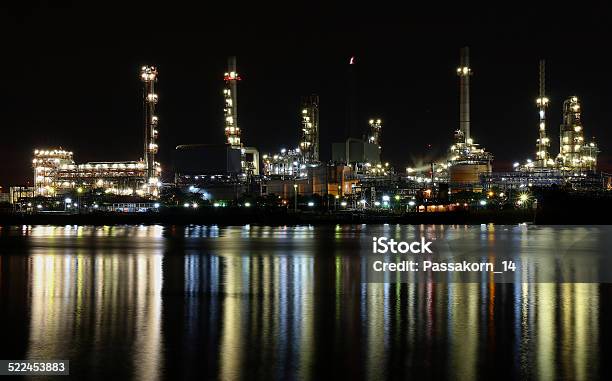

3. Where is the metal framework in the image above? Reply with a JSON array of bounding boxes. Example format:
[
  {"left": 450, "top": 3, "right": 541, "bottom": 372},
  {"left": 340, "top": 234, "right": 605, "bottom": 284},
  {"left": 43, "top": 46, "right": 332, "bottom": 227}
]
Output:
[
  {"left": 557, "top": 96, "right": 598, "bottom": 171},
  {"left": 483, "top": 170, "right": 604, "bottom": 191},
  {"left": 223, "top": 56, "right": 241, "bottom": 148},
  {"left": 368, "top": 118, "right": 382, "bottom": 152},
  {"left": 33, "top": 148, "right": 149, "bottom": 196},
  {"left": 299, "top": 95, "right": 320, "bottom": 164},
  {"left": 141, "top": 65, "right": 161, "bottom": 195},
  {"left": 262, "top": 149, "right": 303, "bottom": 178},
  {"left": 32, "top": 66, "right": 162, "bottom": 198},
  {"left": 33, "top": 149, "right": 75, "bottom": 196}
]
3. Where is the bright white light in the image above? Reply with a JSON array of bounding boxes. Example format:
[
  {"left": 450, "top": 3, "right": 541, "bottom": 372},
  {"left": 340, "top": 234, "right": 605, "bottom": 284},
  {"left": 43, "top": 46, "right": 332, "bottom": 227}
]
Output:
[
  {"left": 340, "top": 201, "right": 347, "bottom": 207},
  {"left": 513, "top": 162, "right": 519, "bottom": 168},
  {"left": 192, "top": 203, "right": 198, "bottom": 208},
  {"left": 244, "top": 202, "right": 251, "bottom": 207},
  {"left": 382, "top": 195, "right": 390, "bottom": 202},
  {"left": 65, "top": 198, "right": 72, "bottom": 204},
  {"left": 374, "top": 201, "right": 381, "bottom": 206},
  {"left": 408, "top": 201, "right": 416, "bottom": 207},
  {"left": 36, "top": 204, "right": 42, "bottom": 209},
  {"left": 479, "top": 200, "right": 487, "bottom": 206},
  {"left": 184, "top": 203, "right": 190, "bottom": 208},
  {"left": 308, "top": 201, "right": 314, "bottom": 207},
  {"left": 213, "top": 202, "right": 220, "bottom": 207},
  {"left": 154, "top": 203, "right": 160, "bottom": 208},
  {"left": 93, "top": 204, "right": 99, "bottom": 209}
]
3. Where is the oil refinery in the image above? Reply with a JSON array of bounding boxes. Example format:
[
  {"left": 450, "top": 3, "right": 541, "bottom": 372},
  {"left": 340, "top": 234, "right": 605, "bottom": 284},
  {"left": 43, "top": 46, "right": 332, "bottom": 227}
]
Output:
[
  {"left": 14, "top": 47, "right": 611, "bottom": 214},
  {"left": 485, "top": 60, "right": 602, "bottom": 191},
  {"left": 32, "top": 66, "right": 162, "bottom": 198}
]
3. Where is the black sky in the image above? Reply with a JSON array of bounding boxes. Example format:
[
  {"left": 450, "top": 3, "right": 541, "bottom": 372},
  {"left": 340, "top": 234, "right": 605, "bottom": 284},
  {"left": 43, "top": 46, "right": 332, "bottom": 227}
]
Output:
[{"left": 1, "top": 1, "right": 612, "bottom": 186}]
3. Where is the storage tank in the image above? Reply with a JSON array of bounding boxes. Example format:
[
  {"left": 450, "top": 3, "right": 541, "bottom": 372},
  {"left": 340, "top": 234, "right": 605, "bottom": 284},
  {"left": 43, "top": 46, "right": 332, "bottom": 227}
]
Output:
[{"left": 449, "top": 162, "right": 491, "bottom": 192}]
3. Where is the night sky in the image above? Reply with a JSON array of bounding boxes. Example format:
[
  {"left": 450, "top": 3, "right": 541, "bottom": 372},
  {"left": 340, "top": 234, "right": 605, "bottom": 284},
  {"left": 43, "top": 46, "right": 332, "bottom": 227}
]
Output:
[{"left": 1, "top": 2, "right": 612, "bottom": 187}]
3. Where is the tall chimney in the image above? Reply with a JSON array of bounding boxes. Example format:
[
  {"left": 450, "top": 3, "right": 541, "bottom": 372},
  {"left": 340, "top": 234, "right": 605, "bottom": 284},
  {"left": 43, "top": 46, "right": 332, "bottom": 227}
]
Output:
[{"left": 457, "top": 47, "right": 472, "bottom": 143}]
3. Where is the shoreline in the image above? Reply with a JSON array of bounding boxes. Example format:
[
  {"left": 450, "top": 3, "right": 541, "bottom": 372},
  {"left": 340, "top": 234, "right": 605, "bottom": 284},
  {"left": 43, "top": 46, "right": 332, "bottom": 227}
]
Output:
[{"left": 0, "top": 209, "right": 599, "bottom": 226}]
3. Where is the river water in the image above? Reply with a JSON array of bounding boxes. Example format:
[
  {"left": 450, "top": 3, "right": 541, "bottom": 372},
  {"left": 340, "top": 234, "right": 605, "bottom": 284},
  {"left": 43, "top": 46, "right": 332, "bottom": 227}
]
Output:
[{"left": 0, "top": 224, "right": 610, "bottom": 380}]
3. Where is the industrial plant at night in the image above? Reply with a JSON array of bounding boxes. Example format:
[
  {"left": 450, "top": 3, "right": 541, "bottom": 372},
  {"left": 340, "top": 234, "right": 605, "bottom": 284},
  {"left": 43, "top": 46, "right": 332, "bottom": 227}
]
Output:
[{"left": 6, "top": 47, "right": 610, "bottom": 217}]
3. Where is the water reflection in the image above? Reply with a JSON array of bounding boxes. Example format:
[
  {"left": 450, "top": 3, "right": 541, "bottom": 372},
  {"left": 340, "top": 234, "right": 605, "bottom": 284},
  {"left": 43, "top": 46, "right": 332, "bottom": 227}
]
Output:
[
  {"left": 24, "top": 252, "right": 164, "bottom": 380},
  {"left": 0, "top": 225, "right": 609, "bottom": 380}
]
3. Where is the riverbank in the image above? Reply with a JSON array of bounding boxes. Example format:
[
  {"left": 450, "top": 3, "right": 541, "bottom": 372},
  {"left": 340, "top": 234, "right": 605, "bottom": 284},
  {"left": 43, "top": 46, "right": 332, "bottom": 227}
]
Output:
[{"left": 0, "top": 208, "right": 584, "bottom": 226}]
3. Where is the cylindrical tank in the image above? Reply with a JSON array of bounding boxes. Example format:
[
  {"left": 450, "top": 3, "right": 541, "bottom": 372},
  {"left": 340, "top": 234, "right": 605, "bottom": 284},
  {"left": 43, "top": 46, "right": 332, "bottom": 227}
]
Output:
[{"left": 449, "top": 162, "right": 491, "bottom": 192}]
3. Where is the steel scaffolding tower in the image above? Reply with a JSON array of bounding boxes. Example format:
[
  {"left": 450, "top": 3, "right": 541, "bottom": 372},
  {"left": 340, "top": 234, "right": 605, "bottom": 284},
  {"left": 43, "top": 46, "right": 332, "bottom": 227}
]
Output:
[
  {"left": 223, "top": 56, "right": 241, "bottom": 148},
  {"left": 299, "top": 95, "right": 320, "bottom": 164},
  {"left": 558, "top": 96, "right": 598, "bottom": 171},
  {"left": 141, "top": 65, "right": 160, "bottom": 195}
]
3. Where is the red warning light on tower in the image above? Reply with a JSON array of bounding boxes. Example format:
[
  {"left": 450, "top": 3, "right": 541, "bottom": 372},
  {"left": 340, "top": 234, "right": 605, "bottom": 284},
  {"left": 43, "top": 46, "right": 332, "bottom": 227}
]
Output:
[{"left": 224, "top": 72, "right": 241, "bottom": 82}]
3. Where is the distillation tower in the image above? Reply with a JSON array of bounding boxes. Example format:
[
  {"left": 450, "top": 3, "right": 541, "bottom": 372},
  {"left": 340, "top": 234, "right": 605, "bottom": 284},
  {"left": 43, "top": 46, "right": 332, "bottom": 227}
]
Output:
[
  {"left": 223, "top": 56, "right": 241, "bottom": 148},
  {"left": 535, "top": 60, "right": 553, "bottom": 167},
  {"left": 299, "top": 95, "right": 320, "bottom": 164},
  {"left": 557, "top": 96, "right": 599, "bottom": 171},
  {"left": 518, "top": 61, "right": 598, "bottom": 175},
  {"left": 141, "top": 65, "right": 161, "bottom": 195}
]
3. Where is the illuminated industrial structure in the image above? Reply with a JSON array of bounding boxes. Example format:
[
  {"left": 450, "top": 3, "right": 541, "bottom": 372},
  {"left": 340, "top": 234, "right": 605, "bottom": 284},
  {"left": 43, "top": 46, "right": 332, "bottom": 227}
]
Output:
[
  {"left": 33, "top": 66, "right": 162, "bottom": 198},
  {"left": 299, "top": 95, "right": 320, "bottom": 164},
  {"left": 33, "top": 149, "right": 75, "bottom": 196},
  {"left": 141, "top": 65, "right": 162, "bottom": 195},
  {"left": 535, "top": 60, "right": 553, "bottom": 167},
  {"left": 368, "top": 118, "right": 382, "bottom": 153},
  {"left": 262, "top": 148, "right": 304, "bottom": 178},
  {"left": 220, "top": 56, "right": 259, "bottom": 176},
  {"left": 501, "top": 93, "right": 602, "bottom": 189},
  {"left": 448, "top": 47, "right": 493, "bottom": 191},
  {"left": 33, "top": 149, "right": 151, "bottom": 197},
  {"left": 263, "top": 95, "right": 321, "bottom": 178},
  {"left": 517, "top": 62, "right": 598, "bottom": 176},
  {"left": 223, "top": 56, "right": 241, "bottom": 148},
  {"left": 557, "top": 96, "right": 599, "bottom": 171}
]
